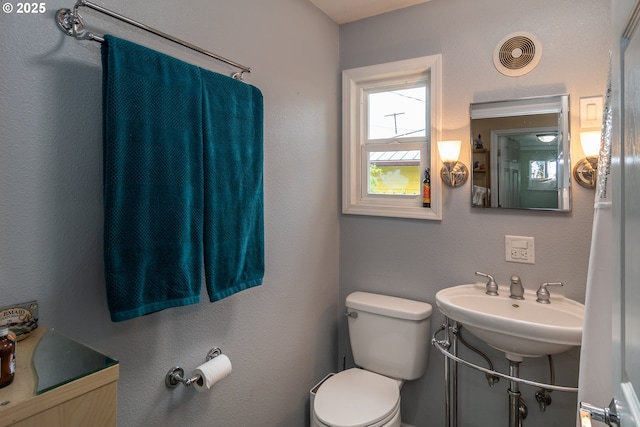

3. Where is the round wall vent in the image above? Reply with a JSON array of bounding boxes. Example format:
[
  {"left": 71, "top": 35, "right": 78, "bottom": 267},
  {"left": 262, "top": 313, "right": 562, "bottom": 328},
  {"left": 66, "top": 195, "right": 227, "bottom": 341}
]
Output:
[{"left": 493, "top": 32, "right": 542, "bottom": 77}]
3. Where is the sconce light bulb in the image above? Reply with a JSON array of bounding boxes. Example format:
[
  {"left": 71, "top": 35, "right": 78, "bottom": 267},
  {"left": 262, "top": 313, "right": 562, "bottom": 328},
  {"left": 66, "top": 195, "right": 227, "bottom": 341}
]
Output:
[
  {"left": 437, "top": 140, "right": 462, "bottom": 163},
  {"left": 580, "top": 131, "right": 601, "bottom": 158}
]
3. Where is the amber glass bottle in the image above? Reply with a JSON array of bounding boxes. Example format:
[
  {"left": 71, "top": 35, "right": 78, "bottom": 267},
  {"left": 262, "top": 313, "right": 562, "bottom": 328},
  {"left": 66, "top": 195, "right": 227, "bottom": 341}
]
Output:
[
  {"left": 0, "top": 324, "right": 16, "bottom": 388},
  {"left": 422, "top": 168, "right": 431, "bottom": 208}
]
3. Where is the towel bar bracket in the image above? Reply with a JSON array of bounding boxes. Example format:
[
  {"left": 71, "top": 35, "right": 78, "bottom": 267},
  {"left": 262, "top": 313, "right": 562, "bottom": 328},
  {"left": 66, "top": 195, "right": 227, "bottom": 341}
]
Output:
[
  {"left": 165, "top": 347, "right": 223, "bottom": 388},
  {"left": 56, "top": 8, "right": 89, "bottom": 40}
]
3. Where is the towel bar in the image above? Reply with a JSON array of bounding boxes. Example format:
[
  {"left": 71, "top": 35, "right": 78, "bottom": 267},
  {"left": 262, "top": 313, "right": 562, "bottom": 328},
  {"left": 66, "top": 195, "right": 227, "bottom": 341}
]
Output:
[{"left": 55, "top": 0, "right": 251, "bottom": 80}]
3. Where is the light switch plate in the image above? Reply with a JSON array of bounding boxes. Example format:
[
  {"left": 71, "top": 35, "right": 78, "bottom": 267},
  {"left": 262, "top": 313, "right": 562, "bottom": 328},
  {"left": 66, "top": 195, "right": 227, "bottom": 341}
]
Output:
[
  {"left": 505, "top": 235, "right": 535, "bottom": 264},
  {"left": 580, "top": 96, "right": 604, "bottom": 128}
]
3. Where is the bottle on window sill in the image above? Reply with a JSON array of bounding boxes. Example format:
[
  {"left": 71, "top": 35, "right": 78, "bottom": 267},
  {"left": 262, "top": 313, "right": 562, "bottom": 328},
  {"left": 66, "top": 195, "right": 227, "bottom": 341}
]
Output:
[{"left": 422, "top": 168, "right": 431, "bottom": 208}]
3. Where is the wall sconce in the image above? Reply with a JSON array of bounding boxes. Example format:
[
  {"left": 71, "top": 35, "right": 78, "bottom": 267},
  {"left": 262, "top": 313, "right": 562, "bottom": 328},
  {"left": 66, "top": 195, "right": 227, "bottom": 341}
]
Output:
[
  {"left": 573, "top": 131, "right": 601, "bottom": 189},
  {"left": 437, "top": 140, "right": 469, "bottom": 187}
]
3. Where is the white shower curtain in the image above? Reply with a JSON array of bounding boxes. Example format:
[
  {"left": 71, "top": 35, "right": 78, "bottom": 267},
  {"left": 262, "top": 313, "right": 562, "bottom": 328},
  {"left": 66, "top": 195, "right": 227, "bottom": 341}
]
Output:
[{"left": 576, "top": 61, "right": 613, "bottom": 423}]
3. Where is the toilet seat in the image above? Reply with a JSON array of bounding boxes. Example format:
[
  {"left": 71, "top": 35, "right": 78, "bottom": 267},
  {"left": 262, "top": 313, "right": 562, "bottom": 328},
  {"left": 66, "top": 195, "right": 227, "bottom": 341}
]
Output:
[{"left": 314, "top": 368, "right": 400, "bottom": 427}]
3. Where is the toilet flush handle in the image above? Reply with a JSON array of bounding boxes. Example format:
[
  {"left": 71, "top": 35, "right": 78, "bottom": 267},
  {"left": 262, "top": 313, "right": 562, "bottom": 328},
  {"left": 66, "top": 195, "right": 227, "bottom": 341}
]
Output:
[{"left": 345, "top": 311, "right": 358, "bottom": 318}]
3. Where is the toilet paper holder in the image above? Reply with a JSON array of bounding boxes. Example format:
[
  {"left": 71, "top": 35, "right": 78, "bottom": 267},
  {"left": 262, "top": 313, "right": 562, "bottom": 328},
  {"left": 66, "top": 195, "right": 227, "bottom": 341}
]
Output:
[{"left": 165, "top": 347, "right": 222, "bottom": 388}]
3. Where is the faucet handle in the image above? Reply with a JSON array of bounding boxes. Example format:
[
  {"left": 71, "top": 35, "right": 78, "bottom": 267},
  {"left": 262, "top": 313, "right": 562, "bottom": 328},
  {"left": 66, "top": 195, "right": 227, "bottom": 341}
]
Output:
[
  {"left": 475, "top": 271, "right": 499, "bottom": 296},
  {"left": 536, "top": 282, "right": 564, "bottom": 304}
]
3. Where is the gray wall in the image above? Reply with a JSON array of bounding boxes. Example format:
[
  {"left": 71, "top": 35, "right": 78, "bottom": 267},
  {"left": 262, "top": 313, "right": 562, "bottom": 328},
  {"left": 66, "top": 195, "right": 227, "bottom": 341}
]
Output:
[
  {"left": 0, "top": 0, "right": 340, "bottom": 426},
  {"left": 339, "top": 0, "right": 610, "bottom": 426}
]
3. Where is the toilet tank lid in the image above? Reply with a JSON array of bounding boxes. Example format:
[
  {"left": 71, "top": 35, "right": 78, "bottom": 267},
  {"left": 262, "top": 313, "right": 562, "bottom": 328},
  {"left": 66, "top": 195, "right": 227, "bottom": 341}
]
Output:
[{"left": 346, "top": 292, "right": 433, "bottom": 321}]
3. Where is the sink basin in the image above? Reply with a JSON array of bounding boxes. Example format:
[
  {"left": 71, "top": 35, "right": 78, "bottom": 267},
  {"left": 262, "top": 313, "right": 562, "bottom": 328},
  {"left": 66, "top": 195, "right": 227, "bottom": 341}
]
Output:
[{"left": 435, "top": 283, "right": 584, "bottom": 361}]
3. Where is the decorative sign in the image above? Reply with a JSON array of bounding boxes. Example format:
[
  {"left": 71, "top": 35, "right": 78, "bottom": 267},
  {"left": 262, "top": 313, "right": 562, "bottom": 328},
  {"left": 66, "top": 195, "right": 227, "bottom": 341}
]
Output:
[{"left": 0, "top": 300, "right": 39, "bottom": 340}]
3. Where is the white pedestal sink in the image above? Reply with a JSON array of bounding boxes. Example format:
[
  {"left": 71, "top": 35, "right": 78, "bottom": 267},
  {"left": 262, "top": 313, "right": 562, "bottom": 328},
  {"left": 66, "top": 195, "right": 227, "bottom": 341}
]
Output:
[{"left": 435, "top": 283, "right": 584, "bottom": 361}]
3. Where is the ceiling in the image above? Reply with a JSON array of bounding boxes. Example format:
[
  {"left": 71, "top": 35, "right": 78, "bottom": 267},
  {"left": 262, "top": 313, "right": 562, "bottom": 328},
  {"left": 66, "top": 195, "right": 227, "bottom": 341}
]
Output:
[{"left": 310, "top": 0, "right": 431, "bottom": 24}]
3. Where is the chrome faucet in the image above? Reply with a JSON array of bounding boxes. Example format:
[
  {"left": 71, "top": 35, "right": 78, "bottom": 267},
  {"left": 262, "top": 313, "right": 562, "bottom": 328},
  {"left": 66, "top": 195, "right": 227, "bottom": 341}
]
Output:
[
  {"left": 475, "top": 271, "right": 499, "bottom": 296},
  {"left": 536, "top": 282, "right": 564, "bottom": 304},
  {"left": 509, "top": 275, "right": 524, "bottom": 300}
]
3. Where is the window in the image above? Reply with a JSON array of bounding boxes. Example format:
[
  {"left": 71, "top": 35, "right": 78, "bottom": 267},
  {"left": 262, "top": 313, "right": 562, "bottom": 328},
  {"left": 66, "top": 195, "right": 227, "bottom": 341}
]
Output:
[
  {"left": 342, "top": 55, "right": 442, "bottom": 219},
  {"left": 528, "top": 159, "right": 558, "bottom": 190},
  {"left": 529, "top": 159, "right": 557, "bottom": 180}
]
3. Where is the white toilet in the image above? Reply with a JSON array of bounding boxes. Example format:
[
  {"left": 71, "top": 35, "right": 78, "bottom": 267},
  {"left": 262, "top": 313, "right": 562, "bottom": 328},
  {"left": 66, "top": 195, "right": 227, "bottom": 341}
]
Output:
[{"left": 312, "top": 291, "right": 433, "bottom": 427}]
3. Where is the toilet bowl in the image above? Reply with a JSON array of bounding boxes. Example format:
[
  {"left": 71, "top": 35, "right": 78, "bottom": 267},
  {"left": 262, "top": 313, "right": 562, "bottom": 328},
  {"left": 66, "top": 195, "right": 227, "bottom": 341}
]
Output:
[
  {"left": 311, "top": 292, "right": 432, "bottom": 427},
  {"left": 312, "top": 368, "right": 401, "bottom": 427}
]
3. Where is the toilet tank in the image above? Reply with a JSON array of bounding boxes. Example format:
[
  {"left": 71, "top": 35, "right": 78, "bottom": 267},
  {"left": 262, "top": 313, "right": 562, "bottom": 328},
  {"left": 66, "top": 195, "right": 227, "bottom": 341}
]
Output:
[{"left": 346, "top": 291, "right": 433, "bottom": 381}]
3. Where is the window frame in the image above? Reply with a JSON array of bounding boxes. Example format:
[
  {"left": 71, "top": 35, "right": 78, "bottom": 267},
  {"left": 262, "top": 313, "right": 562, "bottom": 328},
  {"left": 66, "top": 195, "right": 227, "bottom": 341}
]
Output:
[{"left": 342, "top": 55, "right": 443, "bottom": 220}]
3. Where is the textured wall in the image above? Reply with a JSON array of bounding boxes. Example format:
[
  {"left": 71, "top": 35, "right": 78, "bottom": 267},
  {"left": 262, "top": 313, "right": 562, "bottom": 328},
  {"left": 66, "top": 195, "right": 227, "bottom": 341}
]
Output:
[
  {"left": 0, "top": 0, "right": 339, "bottom": 426},
  {"left": 339, "top": 0, "right": 611, "bottom": 426}
]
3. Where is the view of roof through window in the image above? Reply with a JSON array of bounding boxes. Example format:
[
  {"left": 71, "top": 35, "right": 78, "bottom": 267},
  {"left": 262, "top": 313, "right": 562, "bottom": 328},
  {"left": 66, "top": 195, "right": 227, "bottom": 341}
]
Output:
[{"left": 369, "top": 150, "right": 421, "bottom": 163}]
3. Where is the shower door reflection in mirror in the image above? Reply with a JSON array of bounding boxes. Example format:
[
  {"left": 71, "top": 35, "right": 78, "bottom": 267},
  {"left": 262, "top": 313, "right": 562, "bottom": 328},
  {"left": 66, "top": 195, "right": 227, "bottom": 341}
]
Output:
[{"left": 470, "top": 94, "right": 571, "bottom": 211}]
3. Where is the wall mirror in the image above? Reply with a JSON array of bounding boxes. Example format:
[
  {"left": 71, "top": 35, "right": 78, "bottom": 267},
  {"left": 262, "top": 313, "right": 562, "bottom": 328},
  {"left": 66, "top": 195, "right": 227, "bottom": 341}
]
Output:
[{"left": 470, "top": 94, "right": 571, "bottom": 211}]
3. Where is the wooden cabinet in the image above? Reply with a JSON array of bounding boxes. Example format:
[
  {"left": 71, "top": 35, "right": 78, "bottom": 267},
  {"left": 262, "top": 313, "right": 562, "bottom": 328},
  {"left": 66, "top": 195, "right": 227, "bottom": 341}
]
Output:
[{"left": 0, "top": 328, "right": 118, "bottom": 427}]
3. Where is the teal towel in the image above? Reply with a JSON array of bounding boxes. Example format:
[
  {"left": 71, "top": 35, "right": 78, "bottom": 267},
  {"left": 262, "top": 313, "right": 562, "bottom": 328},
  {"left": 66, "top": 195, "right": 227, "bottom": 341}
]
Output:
[
  {"left": 102, "top": 35, "right": 204, "bottom": 322},
  {"left": 102, "top": 35, "right": 264, "bottom": 321},
  {"left": 202, "top": 71, "right": 264, "bottom": 301}
]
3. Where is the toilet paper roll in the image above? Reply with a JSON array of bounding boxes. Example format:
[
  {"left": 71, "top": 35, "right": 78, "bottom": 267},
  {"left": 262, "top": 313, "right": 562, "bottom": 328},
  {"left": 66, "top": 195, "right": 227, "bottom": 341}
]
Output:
[{"left": 193, "top": 354, "right": 232, "bottom": 392}]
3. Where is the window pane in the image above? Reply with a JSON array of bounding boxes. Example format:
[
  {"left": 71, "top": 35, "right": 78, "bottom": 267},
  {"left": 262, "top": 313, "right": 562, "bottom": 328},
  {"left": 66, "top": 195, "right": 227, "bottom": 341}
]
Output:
[
  {"left": 529, "top": 159, "right": 557, "bottom": 179},
  {"left": 368, "top": 86, "right": 426, "bottom": 140},
  {"left": 530, "top": 160, "right": 546, "bottom": 179},
  {"left": 368, "top": 150, "right": 421, "bottom": 195}
]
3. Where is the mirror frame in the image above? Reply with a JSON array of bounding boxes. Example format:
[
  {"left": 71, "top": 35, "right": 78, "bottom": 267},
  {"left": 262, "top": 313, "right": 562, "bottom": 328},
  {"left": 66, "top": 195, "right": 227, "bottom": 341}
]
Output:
[{"left": 469, "top": 94, "right": 571, "bottom": 211}]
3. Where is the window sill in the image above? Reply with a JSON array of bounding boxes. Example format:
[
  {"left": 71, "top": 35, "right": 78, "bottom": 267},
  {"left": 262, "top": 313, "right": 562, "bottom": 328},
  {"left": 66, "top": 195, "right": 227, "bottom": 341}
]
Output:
[{"left": 342, "top": 203, "right": 442, "bottom": 220}]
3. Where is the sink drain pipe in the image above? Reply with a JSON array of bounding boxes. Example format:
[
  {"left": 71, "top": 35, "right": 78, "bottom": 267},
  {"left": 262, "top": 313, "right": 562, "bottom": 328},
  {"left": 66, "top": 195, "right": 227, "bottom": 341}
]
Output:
[{"left": 508, "top": 360, "right": 527, "bottom": 427}]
